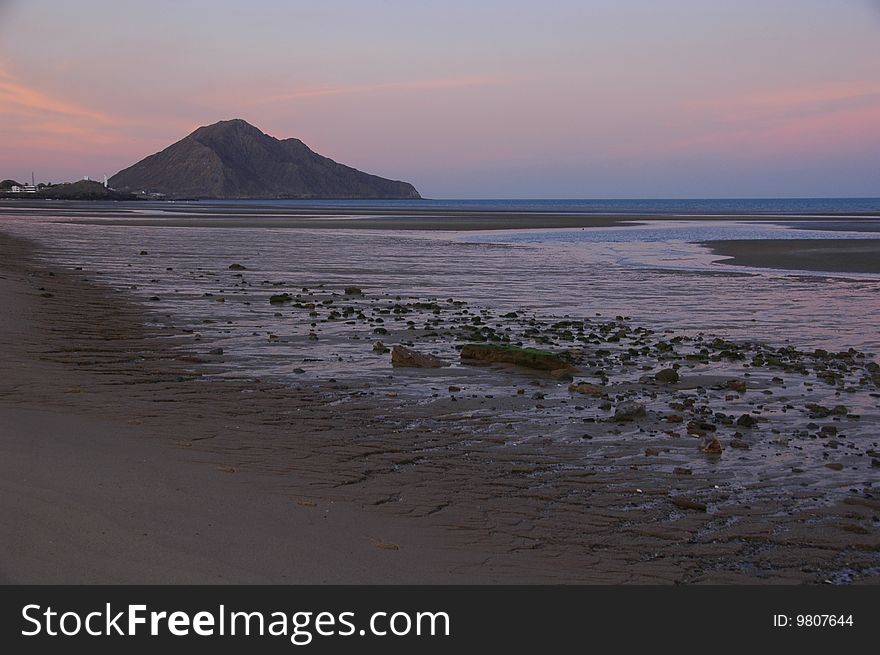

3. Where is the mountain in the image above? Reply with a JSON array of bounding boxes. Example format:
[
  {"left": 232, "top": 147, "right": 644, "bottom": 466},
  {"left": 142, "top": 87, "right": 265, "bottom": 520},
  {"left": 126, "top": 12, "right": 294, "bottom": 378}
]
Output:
[{"left": 108, "top": 119, "right": 420, "bottom": 199}]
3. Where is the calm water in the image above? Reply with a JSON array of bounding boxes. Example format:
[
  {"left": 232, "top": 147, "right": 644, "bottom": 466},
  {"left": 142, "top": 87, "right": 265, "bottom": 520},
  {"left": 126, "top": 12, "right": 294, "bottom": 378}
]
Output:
[
  {"left": 3, "top": 206, "right": 879, "bottom": 503},
  {"left": 4, "top": 215, "right": 879, "bottom": 362}
]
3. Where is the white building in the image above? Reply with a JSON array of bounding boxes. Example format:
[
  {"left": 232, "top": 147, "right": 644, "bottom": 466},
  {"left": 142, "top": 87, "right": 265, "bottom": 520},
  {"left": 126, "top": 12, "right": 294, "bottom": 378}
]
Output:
[{"left": 10, "top": 184, "right": 37, "bottom": 193}]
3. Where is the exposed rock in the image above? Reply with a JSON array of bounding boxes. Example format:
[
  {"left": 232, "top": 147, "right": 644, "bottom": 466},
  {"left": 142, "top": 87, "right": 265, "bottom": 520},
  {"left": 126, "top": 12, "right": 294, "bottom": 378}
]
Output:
[
  {"left": 673, "top": 466, "right": 692, "bottom": 475},
  {"left": 568, "top": 382, "right": 604, "bottom": 396},
  {"left": 391, "top": 345, "right": 448, "bottom": 368},
  {"left": 344, "top": 286, "right": 363, "bottom": 295},
  {"left": 654, "top": 368, "right": 679, "bottom": 384},
  {"left": 730, "top": 438, "right": 750, "bottom": 449},
  {"left": 269, "top": 293, "right": 292, "bottom": 304},
  {"left": 701, "top": 437, "right": 723, "bottom": 454},
  {"left": 613, "top": 401, "right": 646, "bottom": 422},
  {"left": 372, "top": 341, "right": 389, "bottom": 354},
  {"left": 687, "top": 420, "right": 716, "bottom": 436},
  {"left": 736, "top": 413, "right": 758, "bottom": 428},
  {"left": 460, "top": 343, "right": 576, "bottom": 372},
  {"left": 228, "top": 263, "right": 246, "bottom": 270},
  {"left": 805, "top": 403, "right": 848, "bottom": 418}
]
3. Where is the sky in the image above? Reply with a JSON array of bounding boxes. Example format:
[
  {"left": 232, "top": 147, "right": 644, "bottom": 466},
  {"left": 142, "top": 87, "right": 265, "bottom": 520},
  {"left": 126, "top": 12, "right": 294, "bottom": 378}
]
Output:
[{"left": 1, "top": 0, "right": 879, "bottom": 198}]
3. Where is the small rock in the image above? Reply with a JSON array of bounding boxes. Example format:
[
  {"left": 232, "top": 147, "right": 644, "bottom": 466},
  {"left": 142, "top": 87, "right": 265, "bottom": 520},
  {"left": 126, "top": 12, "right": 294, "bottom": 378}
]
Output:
[
  {"left": 568, "top": 382, "right": 604, "bottom": 396},
  {"left": 673, "top": 466, "right": 692, "bottom": 475},
  {"left": 228, "top": 263, "right": 246, "bottom": 270},
  {"left": 687, "top": 420, "right": 716, "bottom": 436},
  {"left": 448, "top": 385, "right": 461, "bottom": 392},
  {"left": 654, "top": 368, "right": 680, "bottom": 384},
  {"left": 701, "top": 437, "right": 723, "bottom": 454},
  {"left": 344, "top": 286, "right": 363, "bottom": 295},
  {"left": 391, "top": 345, "right": 448, "bottom": 368},
  {"left": 613, "top": 401, "right": 646, "bottom": 422},
  {"left": 645, "top": 447, "right": 662, "bottom": 456},
  {"left": 730, "top": 438, "right": 750, "bottom": 450},
  {"left": 825, "top": 462, "right": 844, "bottom": 471},
  {"left": 372, "top": 341, "right": 390, "bottom": 354},
  {"left": 208, "top": 347, "right": 224, "bottom": 355},
  {"left": 736, "top": 414, "right": 758, "bottom": 428}
]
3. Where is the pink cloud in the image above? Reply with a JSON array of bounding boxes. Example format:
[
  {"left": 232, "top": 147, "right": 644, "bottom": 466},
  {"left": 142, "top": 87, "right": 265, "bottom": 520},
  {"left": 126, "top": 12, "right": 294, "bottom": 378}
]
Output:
[
  {"left": 644, "top": 81, "right": 880, "bottom": 161},
  {"left": 0, "top": 64, "right": 117, "bottom": 124}
]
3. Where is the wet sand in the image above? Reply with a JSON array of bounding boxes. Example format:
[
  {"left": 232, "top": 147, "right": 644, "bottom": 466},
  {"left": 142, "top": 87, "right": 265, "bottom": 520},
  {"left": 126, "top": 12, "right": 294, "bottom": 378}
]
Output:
[
  {"left": 2, "top": 198, "right": 878, "bottom": 233},
  {"left": 705, "top": 239, "right": 880, "bottom": 274},
  {"left": 1, "top": 221, "right": 879, "bottom": 584},
  {"left": 0, "top": 233, "right": 493, "bottom": 583}
]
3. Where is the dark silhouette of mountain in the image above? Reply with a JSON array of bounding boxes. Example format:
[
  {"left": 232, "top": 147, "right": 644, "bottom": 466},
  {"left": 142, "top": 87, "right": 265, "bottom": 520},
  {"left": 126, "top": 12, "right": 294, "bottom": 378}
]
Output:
[{"left": 109, "top": 119, "right": 420, "bottom": 199}]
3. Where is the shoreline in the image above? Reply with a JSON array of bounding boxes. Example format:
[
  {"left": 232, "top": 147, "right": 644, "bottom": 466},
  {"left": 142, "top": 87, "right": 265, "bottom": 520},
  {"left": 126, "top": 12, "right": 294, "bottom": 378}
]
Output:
[
  {"left": 0, "top": 232, "right": 496, "bottom": 583},
  {"left": 1, "top": 227, "right": 879, "bottom": 583},
  {"left": 5, "top": 198, "right": 879, "bottom": 275}
]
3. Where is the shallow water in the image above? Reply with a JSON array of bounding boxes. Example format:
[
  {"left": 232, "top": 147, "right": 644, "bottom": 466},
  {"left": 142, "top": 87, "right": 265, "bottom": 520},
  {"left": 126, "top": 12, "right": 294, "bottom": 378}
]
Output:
[
  {"left": 5, "top": 216, "right": 880, "bottom": 368},
  {"left": 3, "top": 213, "right": 879, "bottom": 508}
]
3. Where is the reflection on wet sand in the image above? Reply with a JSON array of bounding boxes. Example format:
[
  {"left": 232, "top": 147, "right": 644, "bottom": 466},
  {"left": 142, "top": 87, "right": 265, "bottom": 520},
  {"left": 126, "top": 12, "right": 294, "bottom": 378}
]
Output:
[{"left": 1, "top": 204, "right": 879, "bottom": 583}]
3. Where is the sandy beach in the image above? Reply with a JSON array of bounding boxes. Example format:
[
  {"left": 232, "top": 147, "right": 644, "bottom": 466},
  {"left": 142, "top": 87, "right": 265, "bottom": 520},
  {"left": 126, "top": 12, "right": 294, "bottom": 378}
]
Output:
[
  {"left": 0, "top": 232, "right": 499, "bottom": 583},
  {"left": 2, "top": 205, "right": 879, "bottom": 584},
  {"left": 704, "top": 239, "right": 880, "bottom": 274}
]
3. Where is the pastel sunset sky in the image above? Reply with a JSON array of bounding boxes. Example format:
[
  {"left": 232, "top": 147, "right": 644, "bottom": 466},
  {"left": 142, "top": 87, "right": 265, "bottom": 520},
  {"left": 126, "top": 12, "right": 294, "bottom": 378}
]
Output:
[{"left": 1, "top": 0, "right": 879, "bottom": 198}]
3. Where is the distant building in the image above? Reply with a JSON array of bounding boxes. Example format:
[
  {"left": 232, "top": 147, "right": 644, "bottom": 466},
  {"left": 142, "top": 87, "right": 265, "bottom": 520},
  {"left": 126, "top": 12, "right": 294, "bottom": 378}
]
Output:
[{"left": 10, "top": 184, "right": 37, "bottom": 193}]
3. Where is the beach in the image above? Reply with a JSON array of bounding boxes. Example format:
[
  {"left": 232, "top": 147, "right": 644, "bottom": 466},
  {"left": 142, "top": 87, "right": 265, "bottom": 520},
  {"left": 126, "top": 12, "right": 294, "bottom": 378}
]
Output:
[
  {"left": 704, "top": 239, "right": 880, "bottom": 274},
  {"left": 0, "top": 232, "right": 493, "bottom": 583},
  {"left": 1, "top": 202, "right": 879, "bottom": 584}
]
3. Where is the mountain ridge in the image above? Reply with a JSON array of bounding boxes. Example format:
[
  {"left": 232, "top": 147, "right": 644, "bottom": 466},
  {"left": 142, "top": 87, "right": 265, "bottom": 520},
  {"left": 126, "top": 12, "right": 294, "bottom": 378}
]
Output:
[{"left": 109, "top": 119, "right": 420, "bottom": 199}]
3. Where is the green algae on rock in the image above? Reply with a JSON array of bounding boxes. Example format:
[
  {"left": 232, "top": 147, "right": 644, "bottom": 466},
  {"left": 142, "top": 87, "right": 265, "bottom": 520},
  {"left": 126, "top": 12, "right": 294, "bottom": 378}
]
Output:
[{"left": 459, "top": 343, "right": 576, "bottom": 372}]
